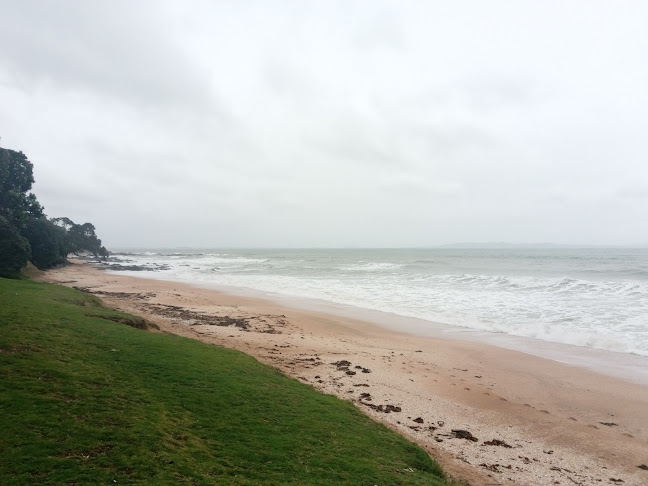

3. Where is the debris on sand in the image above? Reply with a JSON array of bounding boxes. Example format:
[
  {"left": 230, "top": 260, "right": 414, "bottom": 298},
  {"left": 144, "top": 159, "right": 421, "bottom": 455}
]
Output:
[
  {"left": 362, "top": 403, "right": 402, "bottom": 413},
  {"left": 483, "top": 439, "right": 512, "bottom": 448},
  {"left": 451, "top": 429, "right": 478, "bottom": 442}
]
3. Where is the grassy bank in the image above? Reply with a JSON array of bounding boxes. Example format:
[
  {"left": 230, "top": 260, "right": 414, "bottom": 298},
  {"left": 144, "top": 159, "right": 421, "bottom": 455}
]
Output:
[{"left": 0, "top": 277, "right": 450, "bottom": 485}]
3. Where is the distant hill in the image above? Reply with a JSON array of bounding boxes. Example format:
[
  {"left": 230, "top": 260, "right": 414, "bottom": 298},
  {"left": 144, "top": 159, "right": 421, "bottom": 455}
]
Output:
[{"left": 436, "top": 242, "right": 647, "bottom": 249}]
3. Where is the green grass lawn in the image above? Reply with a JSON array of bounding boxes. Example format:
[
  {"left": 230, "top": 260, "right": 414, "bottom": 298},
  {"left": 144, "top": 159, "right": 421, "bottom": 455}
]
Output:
[{"left": 0, "top": 277, "right": 450, "bottom": 485}]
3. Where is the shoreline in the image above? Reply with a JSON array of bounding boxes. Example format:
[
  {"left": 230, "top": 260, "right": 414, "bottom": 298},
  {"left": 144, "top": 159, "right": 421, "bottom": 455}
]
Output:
[
  {"left": 40, "top": 261, "right": 648, "bottom": 485},
  {"left": 114, "top": 270, "right": 648, "bottom": 386}
]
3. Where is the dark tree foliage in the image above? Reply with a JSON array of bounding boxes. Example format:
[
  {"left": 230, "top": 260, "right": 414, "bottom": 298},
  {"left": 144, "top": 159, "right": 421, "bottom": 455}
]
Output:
[
  {"left": 23, "top": 218, "right": 68, "bottom": 269},
  {"left": 0, "top": 147, "right": 43, "bottom": 228},
  {"left": 0, "top": 216, "right": 31, "bottom": 278},
  {"left": 51, "top": 218, "right": 109, "bottom": 259},
  {"left": 0, "top": 144, "right": 109, "bottom": 276}
]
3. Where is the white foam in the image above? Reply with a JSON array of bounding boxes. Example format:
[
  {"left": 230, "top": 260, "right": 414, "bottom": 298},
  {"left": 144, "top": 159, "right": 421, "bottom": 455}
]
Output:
[
  {"left": 338, "top": 262, "right": 406, "bottom": 272},
  {"left": 108, "top": 248, "right": 648, "bottom": 358}
]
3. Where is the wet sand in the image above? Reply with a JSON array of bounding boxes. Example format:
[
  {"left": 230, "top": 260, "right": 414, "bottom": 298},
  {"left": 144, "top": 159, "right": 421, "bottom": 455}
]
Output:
[{"left": 39, "top": 261, "right": 648, "bottom": 485}]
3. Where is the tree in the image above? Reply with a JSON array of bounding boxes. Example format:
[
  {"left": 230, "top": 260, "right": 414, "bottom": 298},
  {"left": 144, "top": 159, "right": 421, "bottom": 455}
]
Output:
[
  {"left": 51, "top": 218, "right": 109, "bottom": 259},
  {"left": 0, "top": 144, "right": 109, "bottom": 276},
  {"left": 22, "top": 217, "right": 68, "bottom": 269},
  {"left": 0, "top": 216, "right": 31, "bottom": 278},
  {"left": 0, "top": 147, "right": 43, "bottom": 228}
]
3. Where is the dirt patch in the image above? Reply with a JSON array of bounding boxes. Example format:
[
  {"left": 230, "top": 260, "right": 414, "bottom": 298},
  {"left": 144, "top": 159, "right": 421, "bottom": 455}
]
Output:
[{"left": 87, "top": 313, "right": 157, "bottom": 331}]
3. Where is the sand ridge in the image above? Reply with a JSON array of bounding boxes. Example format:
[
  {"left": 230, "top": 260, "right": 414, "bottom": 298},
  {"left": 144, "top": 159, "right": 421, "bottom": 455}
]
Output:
[{"left": 39, "top": 261, "right": 648, "bottom": 486}]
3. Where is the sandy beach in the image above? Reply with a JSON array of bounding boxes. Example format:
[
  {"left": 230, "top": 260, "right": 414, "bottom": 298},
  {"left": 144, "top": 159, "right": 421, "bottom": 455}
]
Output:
[{"left": 39, "top": 261, "right": 648, "bottom": 486}]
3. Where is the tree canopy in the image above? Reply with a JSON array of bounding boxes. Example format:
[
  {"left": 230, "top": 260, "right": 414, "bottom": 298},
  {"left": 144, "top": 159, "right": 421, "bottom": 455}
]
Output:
[
  {"left": 0, "top": 144, "right": 109, "bottom": 277},
  {"left": 0, "top": 148, "right": 43, "bottom": 228},
  {"left": 52, "top": 218, "right": 109, "bottom": 259},
  {"left": 0, "top": 216, "right": 31, "bottom": 278}
]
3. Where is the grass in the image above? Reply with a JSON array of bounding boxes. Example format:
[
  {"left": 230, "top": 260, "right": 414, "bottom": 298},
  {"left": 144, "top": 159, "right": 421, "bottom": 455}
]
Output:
[{"left": 0, "top": 277, "right": 450, "bottom": 485}]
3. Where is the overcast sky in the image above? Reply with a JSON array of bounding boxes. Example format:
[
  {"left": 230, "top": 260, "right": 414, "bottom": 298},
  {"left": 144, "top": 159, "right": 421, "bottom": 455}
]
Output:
[{"left": 1, "top": 1, "right": 647, "bottom": 248}]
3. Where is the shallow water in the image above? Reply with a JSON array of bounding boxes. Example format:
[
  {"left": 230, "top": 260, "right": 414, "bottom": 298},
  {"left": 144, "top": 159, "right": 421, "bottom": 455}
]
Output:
[
  {"left": 107, "top": 247, "right": 648, "bottom": 381},
  {"left": 109, "top": 248, "right": 648, "bottom": 352}
]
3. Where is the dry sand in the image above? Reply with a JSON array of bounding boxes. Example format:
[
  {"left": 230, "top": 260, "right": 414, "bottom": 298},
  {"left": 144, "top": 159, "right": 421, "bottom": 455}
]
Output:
[{"left": 39, "top": 261, "right": 648, "bottom": 486}]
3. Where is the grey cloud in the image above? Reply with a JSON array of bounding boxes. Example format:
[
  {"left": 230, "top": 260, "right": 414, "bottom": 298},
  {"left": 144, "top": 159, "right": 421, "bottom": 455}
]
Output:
[
  {"left": 379, "top": 174, "right": 465, "bottom": 197},
  {"left": 1, "top": 1, "right": 647, "bottom": 247},
  {"left": 0, "top": 0, "right": 214, "bottom": 110},
  {"left": 616, "top": 186, "right": 648, "bottom": 199}
]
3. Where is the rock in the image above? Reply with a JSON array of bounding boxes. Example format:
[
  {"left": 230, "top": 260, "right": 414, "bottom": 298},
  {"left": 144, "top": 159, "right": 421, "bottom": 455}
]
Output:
[
  {"left": 100, "top": 263, "right": 170, "bottom": 272},
  {"left": 332, "top": 360, "right": 351, "bottom": 367},
  {"left": 413, "top": 417, "right": 424, "bottom": 424}
]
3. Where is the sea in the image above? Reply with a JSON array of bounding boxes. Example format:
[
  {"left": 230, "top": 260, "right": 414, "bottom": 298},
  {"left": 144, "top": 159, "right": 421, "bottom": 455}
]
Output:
[{"left": 105, "top": 247, "right": 648, "bottom": 383}]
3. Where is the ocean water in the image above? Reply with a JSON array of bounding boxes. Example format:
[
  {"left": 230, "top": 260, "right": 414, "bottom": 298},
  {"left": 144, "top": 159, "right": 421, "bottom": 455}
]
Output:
[{"left": 107, "top": 248, "right": 648, "bottom": 361}]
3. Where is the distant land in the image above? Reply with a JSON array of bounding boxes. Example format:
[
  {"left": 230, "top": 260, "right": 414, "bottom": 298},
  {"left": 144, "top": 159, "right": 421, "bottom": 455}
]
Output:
[
  {"left": 436, "top": 242, "right": 648, "bottom": 249},
  {"left": 107, "top": 244, "right": 648, "bottom": 252}
]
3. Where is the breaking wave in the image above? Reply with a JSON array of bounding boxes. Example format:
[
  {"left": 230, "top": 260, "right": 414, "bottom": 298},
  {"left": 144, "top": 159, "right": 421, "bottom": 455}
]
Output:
[{"left": 105, "top": 248, "right": 648, "bottom": 357}]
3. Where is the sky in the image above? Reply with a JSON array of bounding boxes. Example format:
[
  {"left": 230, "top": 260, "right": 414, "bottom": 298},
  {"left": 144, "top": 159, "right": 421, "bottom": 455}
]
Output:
[{"left": 1, "top": 1, "right": 647, "bottom": 248}]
